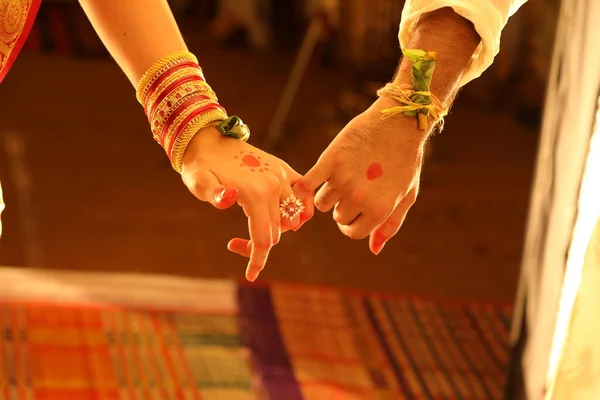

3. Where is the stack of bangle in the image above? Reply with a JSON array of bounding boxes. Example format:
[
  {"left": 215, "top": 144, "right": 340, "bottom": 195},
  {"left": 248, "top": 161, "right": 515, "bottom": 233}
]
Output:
[{"left": 136, "top": 50, "right": 250, "bottom": 172}]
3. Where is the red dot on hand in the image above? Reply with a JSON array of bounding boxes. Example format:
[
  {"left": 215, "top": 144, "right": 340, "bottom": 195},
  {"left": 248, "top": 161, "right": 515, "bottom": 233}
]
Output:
[
  {"left": 366, "top": 163, "right": 384, "bottom": 180},
  {"left": 242, "top": 154, "right": 261, "bottom": 167}
]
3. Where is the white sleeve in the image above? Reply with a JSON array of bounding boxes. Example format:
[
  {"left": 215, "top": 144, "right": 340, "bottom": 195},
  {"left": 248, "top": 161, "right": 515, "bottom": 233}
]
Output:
[{"left": 399, "top": 0, "right": 528, "bottom": 86}]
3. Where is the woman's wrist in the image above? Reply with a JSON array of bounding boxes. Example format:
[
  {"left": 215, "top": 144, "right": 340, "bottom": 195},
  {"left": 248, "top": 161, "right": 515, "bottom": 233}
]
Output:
[{"left": 135, "top": 51, "right": 231, "bottom": 172}]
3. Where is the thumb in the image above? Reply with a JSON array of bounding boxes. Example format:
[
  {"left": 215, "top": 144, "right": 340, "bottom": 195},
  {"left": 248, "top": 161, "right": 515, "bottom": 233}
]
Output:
[
  {"left": 185, "top": 170, "right": 238, "bottom": 209},
  {"left": 294, "top": 156, "right": 332, "bottom": 199}
]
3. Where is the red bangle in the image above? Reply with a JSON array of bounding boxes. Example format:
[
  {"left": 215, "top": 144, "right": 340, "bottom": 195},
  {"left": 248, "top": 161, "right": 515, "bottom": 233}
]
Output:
[
  {"left": 167, "top": 102, "right": 226, "bottom": 156},
  {"left": 148, "top": 75, "right": 206, "bottom": 118},
  {"left": 143, "top": 61, "right": 203, "bottom": 106}
]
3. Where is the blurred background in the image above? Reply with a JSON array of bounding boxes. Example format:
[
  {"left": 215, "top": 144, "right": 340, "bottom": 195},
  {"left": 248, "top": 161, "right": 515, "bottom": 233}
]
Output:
[{"left": 0, "top": 0, "right": 560, "bottom": 302}]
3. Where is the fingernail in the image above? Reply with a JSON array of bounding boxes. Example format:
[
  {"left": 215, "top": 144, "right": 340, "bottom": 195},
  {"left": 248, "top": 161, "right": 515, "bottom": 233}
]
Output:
[
  {"left": 372, "top": 232, "right": 388, "bottom": 255},
  {"left": 215, "top": 188, "right": 237, "bottom": 209},
  {"left": 373, "top": 241, "right": 386, "bottom": 255},
  {"left": 215, "top": 188, "right": 227, "bottom": 201}
]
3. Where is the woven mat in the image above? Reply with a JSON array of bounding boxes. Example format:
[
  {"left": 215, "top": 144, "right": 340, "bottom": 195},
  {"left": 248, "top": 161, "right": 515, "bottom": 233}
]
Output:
[{"left": 0, "top": 269, "right": 512, "bottom": 399}]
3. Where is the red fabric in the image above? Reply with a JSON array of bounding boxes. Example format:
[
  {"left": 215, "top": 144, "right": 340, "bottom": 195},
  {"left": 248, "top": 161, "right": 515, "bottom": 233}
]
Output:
[{"left": 0, "top": 0, "right": 43, "bottom": 84}]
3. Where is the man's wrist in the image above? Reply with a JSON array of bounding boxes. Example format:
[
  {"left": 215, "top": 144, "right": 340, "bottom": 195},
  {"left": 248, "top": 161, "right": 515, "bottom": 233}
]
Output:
[
  {"left": 364, "top": 8, "right": 480, "bottom": 146},
  {"left": 393, "top": 7, "right": 480, "bottom": 102},
  {"left": 366, "top": 96, "right": 431, "bottom": 146}
]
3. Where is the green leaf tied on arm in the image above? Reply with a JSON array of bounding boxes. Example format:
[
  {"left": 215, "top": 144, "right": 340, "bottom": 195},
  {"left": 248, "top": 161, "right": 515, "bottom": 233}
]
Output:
[{"left": 401, "top": 49, "right": 437, "bottom": 128}]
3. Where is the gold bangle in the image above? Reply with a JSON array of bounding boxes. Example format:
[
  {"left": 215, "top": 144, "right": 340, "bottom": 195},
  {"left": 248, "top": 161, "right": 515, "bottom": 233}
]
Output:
[
  {"left": 151, "top": 92, "right": 201, "bottom": 141},
  {"left": 162, "top": 98, "right": 219, "bottom": 148},
  {"left": 145, "top": 67, "right": 209, "bottom": 112},
  {"left": 170, "top": 108, "right": 228, "bottom": 173},
  {"left": 149, "top": 80, "right": 215, "bottom": 126},
  {"left": 136, "top": 51, "right": 199, "bottom": 104}
]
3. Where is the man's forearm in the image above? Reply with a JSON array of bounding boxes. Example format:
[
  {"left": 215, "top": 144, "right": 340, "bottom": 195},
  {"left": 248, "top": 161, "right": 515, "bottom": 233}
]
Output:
[
  {"left": 79, "top": 0, "right": 187, "bottom": 85},
  {"left": 394, "top": 7, "right": 480, "bottom": 103}
]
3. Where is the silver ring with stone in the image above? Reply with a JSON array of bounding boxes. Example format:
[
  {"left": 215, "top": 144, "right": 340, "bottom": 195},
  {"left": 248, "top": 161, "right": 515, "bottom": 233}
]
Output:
[{"left": 280, "top": 195, "right": 305, "bottom": 220}]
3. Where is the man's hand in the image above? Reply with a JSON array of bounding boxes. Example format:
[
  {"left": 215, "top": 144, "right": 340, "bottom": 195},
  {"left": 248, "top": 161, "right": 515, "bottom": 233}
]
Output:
[
  {"left": 295, "top": 7, "right": 480, "bottom": 254},
  {"left": 294, "top": 97, "right": 428, "bottom": 255}
]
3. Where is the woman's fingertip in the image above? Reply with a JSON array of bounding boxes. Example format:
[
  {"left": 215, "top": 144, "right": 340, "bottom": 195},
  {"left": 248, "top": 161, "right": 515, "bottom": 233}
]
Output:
[
  {"left": 246, "top": 272, "right": 258, "bottom": 282},
  {"left": 372, "top": 243, "right": 385, "bottom": 255}
]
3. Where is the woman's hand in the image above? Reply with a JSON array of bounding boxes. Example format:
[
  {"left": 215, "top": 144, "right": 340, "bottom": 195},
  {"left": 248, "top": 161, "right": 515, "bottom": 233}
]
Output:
[{"left": 181, "top": 127, "right": 311, "bottom": 281}]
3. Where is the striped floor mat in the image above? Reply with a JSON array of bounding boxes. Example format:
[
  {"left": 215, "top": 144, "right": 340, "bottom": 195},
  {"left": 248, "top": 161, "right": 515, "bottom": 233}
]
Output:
[{"left": 0, "top": 269, "right": 512, "bottom": 399}]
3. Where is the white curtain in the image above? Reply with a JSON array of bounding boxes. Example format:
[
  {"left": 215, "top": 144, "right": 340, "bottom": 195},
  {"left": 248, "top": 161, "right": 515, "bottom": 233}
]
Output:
[{"left": 511, "top": 0, "right": 600, "bottom": 398}]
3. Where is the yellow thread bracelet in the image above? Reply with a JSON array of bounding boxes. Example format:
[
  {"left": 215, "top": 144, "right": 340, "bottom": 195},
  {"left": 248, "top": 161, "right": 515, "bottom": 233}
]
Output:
[{"left": 377, "top": 83, "right": 448, "bottom": 132}]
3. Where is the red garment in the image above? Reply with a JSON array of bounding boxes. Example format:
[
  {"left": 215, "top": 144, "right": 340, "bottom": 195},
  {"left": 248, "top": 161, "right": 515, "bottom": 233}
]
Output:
[{"left": 0, "top": 0, "right": 42, "bottom": 84}]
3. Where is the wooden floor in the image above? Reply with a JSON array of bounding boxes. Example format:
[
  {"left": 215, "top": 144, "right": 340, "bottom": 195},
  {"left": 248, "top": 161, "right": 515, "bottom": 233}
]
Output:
[{"left": 0, "top": 44, "right": 538, "bottom": 302}]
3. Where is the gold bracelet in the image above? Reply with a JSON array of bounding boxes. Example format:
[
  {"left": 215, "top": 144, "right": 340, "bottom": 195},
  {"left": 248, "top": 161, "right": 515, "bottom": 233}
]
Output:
[
  {"left": 145, "top": 67, "right": 210, "bottom": 113},
  {"left": 170, "top": 108, "right": 228, "bottom": 172},
  {"left": 151, "top": 92, "right": 204, "bottom": 141},
  {"left": 149, "top": 81, "right": 215, "bottom": 128},
  {"left": 162, "top": 98, "right": 219, "bottom": 149},
  {"left": 136, "top": 51, "right": 199, "bottom": 104}
]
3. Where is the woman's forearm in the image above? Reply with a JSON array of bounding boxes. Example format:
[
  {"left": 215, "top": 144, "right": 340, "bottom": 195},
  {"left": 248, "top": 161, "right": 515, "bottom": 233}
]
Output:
[{"left": 78, "top": 0, "right": 188, "bottom": 85}]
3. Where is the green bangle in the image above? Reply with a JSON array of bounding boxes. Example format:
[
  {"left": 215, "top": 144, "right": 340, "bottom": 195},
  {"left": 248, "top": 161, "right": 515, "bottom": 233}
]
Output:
[{"left": 215, "top": 116, "right": 250, "bottom": 142}]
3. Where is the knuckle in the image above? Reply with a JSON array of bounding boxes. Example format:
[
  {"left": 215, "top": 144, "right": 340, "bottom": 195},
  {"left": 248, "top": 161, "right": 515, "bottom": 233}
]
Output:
[
  {"left": 314, "top": 198, "right": 330, "bottom": 212},
  {"left": 333, "top": 213, "right": 345, "bottom": 225},
  {"left": 244, "top": 176, "right": 281, "bottom": 198},
  {"left": 331, "top": 155, "right": 344, "bottom": 169},
  {"left": 349, "top": 190, "right": 367, "bottom": 205},
  {"left": 262, "top": 174, "right": 281, "bottom": 193},
  {"left": 332, "top": 211, "right": 343, "bottom": 224},
  {"left": 244, "top": 186, "right": 262, "bottom": 198},
  {"left": 346, "top": 228, "right": 368, "bottom": 241},
  {"left": 328, "top": 148, "right": 350, "bottom": 167}
]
